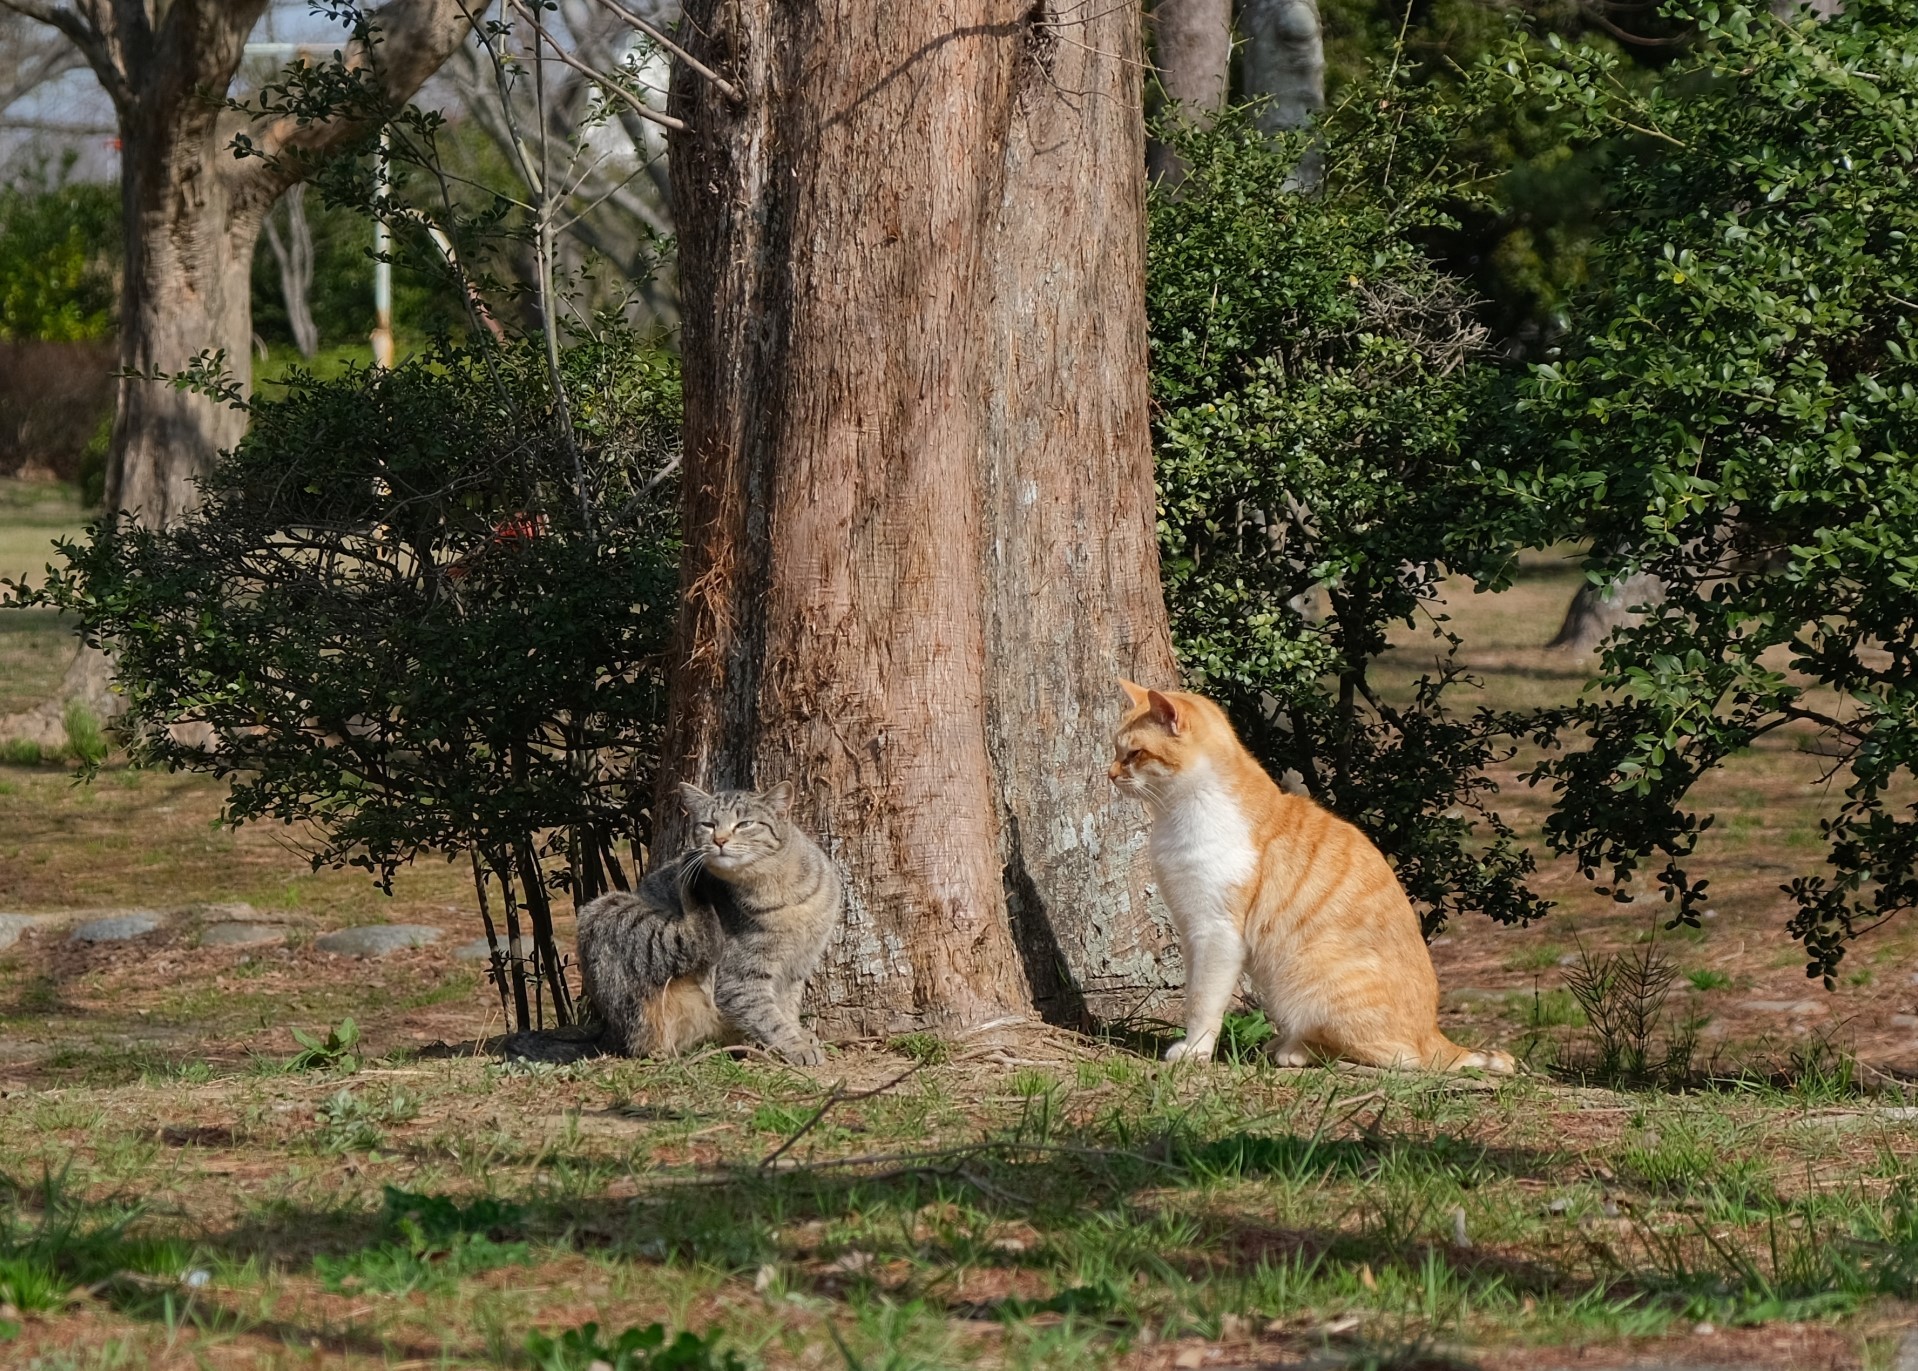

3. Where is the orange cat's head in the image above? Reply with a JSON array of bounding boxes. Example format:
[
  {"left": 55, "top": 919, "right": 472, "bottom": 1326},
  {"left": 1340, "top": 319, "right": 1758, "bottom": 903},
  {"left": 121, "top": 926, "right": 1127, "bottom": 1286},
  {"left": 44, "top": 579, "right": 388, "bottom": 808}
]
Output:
[{"left": 1108, "top": 681, "right": 1239, "bottom": 802}]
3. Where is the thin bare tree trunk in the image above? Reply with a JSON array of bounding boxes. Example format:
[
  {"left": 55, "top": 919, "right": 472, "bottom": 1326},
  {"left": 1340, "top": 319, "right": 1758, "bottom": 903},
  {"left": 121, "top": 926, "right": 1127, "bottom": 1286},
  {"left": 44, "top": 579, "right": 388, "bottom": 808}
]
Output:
[
  {"left": 1147, "top": 0, "right": 1231, "bottom": 183},
  {"left": 665, "top": 0, "right": 1181, "bottom": 1035},
  {"left": 264, "top": 183, "right": 321, "bottom": 358}
]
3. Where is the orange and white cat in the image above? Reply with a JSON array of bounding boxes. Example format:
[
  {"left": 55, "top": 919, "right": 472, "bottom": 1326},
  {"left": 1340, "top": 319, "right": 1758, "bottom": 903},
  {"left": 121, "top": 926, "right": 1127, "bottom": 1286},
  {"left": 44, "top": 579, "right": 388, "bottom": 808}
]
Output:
[{"left": 1110, "top": 681, "right": 1514, "bottom": 1074}]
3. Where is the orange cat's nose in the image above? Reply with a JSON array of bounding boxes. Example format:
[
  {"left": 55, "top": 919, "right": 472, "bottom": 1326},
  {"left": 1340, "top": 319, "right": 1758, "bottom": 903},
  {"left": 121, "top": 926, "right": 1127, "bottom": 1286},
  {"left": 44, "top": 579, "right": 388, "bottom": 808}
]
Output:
[{"left": 1107, "top": 761, "right": 1124, "bottom": 782}]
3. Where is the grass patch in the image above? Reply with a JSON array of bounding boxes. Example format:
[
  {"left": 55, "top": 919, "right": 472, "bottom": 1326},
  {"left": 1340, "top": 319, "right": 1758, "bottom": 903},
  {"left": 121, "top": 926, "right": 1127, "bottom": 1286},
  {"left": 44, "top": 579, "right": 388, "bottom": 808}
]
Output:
[
  {"left": 313, "top": 1188, "right": 529, "bottom": 1296},
  {"left": 525, "top": 1323, "right": 746, "bottom": 1371}
]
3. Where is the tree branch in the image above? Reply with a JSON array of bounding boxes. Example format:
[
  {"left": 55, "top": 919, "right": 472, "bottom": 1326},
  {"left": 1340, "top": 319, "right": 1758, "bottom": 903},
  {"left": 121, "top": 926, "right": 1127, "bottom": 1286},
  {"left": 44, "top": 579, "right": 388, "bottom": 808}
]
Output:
[
  {"left": 579, "top": 0, "right": 740, "bottom": 102},
  {"left": 221, "top": 0, "right": 483, "bottom": 211},
  {"left": 504, "top": 0, "right": 686, "bottom": 131},
  {"left": 0, "top": 0, "right": 127, "bottom": 110}
]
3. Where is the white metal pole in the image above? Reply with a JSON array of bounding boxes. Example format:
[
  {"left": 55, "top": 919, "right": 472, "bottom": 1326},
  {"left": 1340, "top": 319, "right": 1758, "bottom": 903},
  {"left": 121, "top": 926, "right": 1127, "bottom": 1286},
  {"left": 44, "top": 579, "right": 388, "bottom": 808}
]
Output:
[{"left": 371, "top": 128, "right": 394, "bottom": 367}]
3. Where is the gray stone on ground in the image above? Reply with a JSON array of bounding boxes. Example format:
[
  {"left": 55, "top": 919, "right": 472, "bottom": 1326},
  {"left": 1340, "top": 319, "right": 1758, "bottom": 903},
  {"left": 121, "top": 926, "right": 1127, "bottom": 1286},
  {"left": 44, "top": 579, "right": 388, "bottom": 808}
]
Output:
[
  {"left": 0, "top": 913, "right": 46, "bottom": 951},
  {"left": 199, "top": 922, "right": 288, "bottom": 949},
  {"left": 1743, "top": 998, "right": 1827, "bottom": 1017},
  {"left": 314, "top": 924, "right": 443, "bottom": 957},
  {"left": 69, "top": 911, "right": 164, "bottom": 943},
  {"left": 452, "top": 938, "right": 497, "bottom": 963}
]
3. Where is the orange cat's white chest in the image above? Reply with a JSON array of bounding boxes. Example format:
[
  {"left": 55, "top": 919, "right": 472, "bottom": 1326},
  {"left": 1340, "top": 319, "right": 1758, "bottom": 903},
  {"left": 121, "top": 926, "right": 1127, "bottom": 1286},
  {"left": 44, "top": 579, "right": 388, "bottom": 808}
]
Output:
[{"left": 1146, "top": 766, "right": 1259, "bottom": 931}]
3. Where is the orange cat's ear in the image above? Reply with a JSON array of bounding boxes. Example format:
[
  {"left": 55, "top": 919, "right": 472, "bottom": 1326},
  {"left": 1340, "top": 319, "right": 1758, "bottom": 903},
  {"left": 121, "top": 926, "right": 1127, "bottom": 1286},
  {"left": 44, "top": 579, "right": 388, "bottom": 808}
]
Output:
[
  {"left": 1146, "top": 690, "right": 1186, "bottom": 736},
  {"left": 1118, "top": 679, "right": 1150, "bottom": 710}
]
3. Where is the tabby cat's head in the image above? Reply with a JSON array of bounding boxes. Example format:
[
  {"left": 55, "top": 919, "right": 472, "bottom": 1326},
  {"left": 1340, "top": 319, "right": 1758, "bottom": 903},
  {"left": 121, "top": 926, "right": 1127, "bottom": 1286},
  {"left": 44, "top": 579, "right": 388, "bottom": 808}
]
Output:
[{"left": 677, "top": 781, "right": 796, "bottom": 874}]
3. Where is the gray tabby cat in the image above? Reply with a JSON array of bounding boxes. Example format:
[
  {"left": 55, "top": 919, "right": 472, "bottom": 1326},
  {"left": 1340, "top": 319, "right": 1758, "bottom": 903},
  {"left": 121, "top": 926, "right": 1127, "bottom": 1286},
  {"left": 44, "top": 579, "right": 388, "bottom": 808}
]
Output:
[{"left": 576, "top": 781, "right": 840, "bottom": 1065}]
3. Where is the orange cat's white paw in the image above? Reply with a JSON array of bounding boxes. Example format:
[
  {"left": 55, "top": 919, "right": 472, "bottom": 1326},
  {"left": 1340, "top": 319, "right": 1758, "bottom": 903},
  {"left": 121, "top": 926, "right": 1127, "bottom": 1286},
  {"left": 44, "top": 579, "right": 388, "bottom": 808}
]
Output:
[
  {"left": 1263, "top": 1040, "right": 1315, "bottom": 1068},
  {"left": 1165, "top": 1037, "right": 1214, "bottom": 1063}
]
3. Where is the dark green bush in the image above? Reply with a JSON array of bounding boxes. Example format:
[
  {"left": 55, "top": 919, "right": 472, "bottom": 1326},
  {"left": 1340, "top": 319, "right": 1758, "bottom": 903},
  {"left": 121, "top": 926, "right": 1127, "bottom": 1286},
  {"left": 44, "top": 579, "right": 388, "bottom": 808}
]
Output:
[
  {"left": 19, "top": 333, "right": 681, "bottom": 1028},
  {"left": 1148, "top": 102, "right": 1549, "bottom": 935},
  {"left": 1493, "top": 1, "right": 1918, "bottom": 980}
]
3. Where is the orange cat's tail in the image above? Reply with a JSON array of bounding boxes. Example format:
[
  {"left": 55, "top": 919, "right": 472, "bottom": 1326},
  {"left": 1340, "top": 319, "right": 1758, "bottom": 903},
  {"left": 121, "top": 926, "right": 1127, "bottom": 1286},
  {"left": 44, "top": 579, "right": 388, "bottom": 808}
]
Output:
[{"left": 1425, "top": 1034, "right": 1517, "bottom": 1075}]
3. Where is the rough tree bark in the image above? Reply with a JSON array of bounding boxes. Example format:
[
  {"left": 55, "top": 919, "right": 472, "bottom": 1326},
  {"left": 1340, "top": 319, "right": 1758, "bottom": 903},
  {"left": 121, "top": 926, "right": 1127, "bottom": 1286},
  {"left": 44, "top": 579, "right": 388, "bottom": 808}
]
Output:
[
  {"left": 1147, "top": 0, "right": 1231, "bottom": 183},
  {"left": 664, "top": 0, "right": 1182, "bottom": 1034},
  {"left": 0, "top": 0, "right": 478, "bottom": 744}
]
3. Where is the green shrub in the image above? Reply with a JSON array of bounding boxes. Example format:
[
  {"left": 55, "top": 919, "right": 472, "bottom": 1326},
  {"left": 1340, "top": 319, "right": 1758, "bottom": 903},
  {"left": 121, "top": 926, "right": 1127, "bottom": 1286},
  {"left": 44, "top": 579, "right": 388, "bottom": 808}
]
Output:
[
  {"left": 0, "top": 740, "right": 44, "bottom": 767},
  {"left": 1490, "top": 1, "right": 1918, "bottom": 981},
  {"left": 23, "top": 333, "right": 681, "bottom": 1028},
  {"left": 1148, "top": 100, "right": 1547, "bottom": 936},
  {"left": 0, "top": 160, "right": 118, "bottom": 344},
  {"left": 61, "top": 701, "right": 107, "bottom": 767}
]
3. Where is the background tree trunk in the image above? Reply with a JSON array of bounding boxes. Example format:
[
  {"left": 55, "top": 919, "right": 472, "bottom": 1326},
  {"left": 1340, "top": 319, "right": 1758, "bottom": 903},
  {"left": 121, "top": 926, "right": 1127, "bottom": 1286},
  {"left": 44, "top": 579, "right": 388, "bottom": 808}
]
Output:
[
  {"left": 665, "top": 0, "right": 1181, "bottom": 1035},
  {"left": 1240, "top": 0, "right": 1324, "bottom": 187},
  {"left": 1549, "top": 572, "right": 1666, "bottom": 655},
  {"left": 1147, "top": 0, "right": 1232, "bottom": 184},
  {"left": 108, "top": 50, "right": 265, "bottom": 529},
  {"left": 264, "top": 184, "right": 321, "bottom": 359},
  {"left": 0, "top": 0, "right": 477, "bottom": 740}
]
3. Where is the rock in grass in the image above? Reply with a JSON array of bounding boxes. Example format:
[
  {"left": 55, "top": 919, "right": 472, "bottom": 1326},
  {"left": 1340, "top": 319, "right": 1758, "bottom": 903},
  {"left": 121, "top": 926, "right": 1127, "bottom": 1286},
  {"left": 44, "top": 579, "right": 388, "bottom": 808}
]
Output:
[
  {"left": 452, "top": 938, "right": 497, "bottom": 962},
  {"left": 0, "top": 914, "right": 46, "bottom": 951},
  {"left": 199, "top": 922, "right": 288, "bottom": 949},
  {"left": 314, "top": 924, "right": 443, "bottom": 957},
  {"left": 69, "top": 911, "right": 164, "bottom": 942}
]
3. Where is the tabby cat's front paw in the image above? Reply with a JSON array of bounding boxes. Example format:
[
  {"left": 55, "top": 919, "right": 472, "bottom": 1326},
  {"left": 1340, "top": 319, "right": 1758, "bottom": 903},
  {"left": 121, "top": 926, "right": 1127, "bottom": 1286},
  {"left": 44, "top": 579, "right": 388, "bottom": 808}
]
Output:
[
  {"left": 779, "top": 1037, "right": 825, "bottom": 1067},
  {"left": 1165, "top": 1037, "right": 1214, "bottom": 1064}
]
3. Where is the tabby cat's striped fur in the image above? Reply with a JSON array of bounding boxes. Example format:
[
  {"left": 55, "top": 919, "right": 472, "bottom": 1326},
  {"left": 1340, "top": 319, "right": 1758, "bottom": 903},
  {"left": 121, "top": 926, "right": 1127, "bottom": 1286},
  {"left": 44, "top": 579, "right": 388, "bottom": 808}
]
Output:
[{"left": 577, "top": 782, "right": 840, "bottom": 1065}]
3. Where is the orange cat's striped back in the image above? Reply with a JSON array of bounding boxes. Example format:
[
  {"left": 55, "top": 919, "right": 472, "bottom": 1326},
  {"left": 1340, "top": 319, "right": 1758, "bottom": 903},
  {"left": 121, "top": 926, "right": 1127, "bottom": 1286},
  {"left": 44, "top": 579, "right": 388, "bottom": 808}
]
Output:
[{"left": 1110, "top": 681, "right": 1512, "bottom": 1073}]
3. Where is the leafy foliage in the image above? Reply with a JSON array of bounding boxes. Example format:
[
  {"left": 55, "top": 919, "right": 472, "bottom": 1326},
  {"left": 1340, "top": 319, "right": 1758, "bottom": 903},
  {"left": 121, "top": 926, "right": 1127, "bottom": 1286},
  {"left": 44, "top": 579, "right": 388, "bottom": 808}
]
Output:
[
  {"left": 14, "top": 333, "right": 681, "bottom": 1027},
  {"left": 1494, "top": 1, "right": 1918, "bottom": 979},
  {"left": 0, "top": 160, "right": 118, "bottom": 343},
  {"left": 526, "top": 1323, "right": 747, "bottom": 1371},
  {"left": 1148, "top": 103, "right": 1548, "bottom": 935},
  {"left": 288, "top": 1018, "right": 363, "bottom": 1074}
]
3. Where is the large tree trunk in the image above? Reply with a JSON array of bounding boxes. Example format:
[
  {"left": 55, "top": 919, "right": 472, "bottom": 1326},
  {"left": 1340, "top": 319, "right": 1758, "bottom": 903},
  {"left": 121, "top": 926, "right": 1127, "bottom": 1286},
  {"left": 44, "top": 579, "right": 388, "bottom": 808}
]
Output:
[
  {"left": 108, "top": 38, "right": 267, "bottom": 529},
  {"left": 1147, "top": 0, "right": 1232, "bottom": 184},
  {"left": 665, "top": 0, "right": 1181, "bottom": 1035}
]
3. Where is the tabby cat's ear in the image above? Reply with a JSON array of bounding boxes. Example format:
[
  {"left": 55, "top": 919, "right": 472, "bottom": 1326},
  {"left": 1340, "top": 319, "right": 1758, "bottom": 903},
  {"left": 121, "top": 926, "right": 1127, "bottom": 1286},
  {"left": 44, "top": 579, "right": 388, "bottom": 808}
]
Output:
[
  {"left": 676, "top": 781, "right": 712, "bottom": 813},
  {"left": 1118, "top": 679, "right": 1151, "bottom": 710},
  {"left": 1146, "top": 689, "right": 1186, "bottom": 736},
  {"left": 763, "top": 781, "right": 794, "bottom": 815}
]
